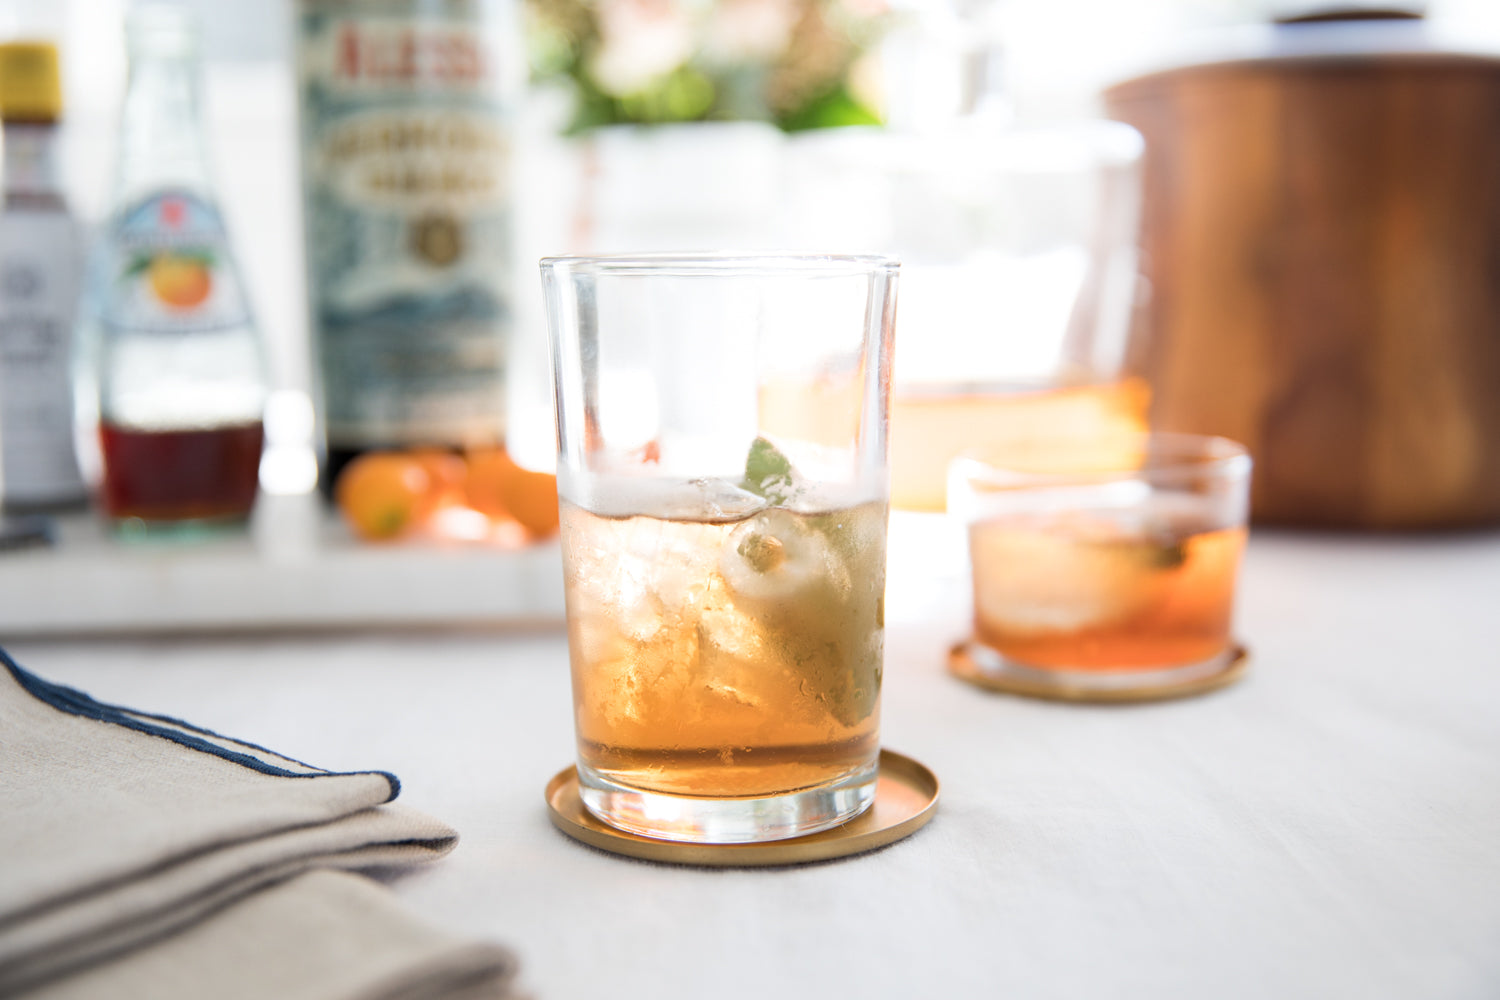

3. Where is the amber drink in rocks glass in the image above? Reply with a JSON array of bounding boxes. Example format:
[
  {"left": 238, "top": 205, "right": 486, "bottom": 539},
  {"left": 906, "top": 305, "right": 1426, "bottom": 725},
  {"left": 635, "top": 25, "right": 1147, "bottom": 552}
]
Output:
[
  {"left": 950, "top": 433, "right": 1251, "bottom": 695},
  {"left": 542, "top": 254, "right": 898, "bottom": 843}
]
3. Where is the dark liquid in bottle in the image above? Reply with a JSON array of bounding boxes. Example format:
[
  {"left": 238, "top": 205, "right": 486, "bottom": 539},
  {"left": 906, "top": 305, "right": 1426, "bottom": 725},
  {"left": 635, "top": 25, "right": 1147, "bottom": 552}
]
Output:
[{"left": 100, "top": 421, "right": 264, "bottom": 523}]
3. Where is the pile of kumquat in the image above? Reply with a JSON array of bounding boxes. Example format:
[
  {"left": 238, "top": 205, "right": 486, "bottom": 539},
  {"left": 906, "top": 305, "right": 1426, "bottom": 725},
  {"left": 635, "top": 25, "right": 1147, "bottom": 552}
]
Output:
[{"left": 334, "top": 445, "right": 560, "bottom": 544}]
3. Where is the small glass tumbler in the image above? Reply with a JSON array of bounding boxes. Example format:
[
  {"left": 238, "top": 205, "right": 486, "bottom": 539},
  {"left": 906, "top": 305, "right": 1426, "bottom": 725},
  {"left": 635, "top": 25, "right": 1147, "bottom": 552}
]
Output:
[
  {"left": 541, "top": 253, "right": 898, "bottom": 843},
  {"left": 949, "top": 433, "right": 1251, "bottom": 697}
]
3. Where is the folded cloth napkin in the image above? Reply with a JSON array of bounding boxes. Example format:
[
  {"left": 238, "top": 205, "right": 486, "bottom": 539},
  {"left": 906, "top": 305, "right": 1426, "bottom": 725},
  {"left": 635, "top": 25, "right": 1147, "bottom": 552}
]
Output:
[
  {"left": 0, "top": 649, "right": 518, "bottom": 999},
  {"left": 26, "top": 871, "right": 516, "bottom": 1000}
]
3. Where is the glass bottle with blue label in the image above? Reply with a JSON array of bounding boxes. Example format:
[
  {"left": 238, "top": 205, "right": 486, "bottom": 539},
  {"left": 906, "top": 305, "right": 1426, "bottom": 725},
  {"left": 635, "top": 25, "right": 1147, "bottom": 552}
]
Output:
[
  {"left": 296, "top": 0, "right": 517, "bottom": 494},
  {"left": 80, "top": 6, "right": 266, "bottom": 533}
]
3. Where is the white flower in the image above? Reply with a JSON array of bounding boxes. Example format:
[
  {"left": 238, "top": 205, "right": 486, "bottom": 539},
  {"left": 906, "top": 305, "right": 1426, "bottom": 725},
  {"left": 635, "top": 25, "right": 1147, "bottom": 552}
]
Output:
[
  {"left": 589, "top": 0, "right": 698, "bottom": 96},
  {"left": 701, "top": 0, "right": 800, "bottom": 65}
]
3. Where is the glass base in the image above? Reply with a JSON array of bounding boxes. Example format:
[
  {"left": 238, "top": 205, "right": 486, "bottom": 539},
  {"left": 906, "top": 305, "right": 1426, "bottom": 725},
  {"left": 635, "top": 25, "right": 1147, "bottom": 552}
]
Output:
[
  {"left": 959, "top": 640, "right": 1242, "bottom": 701},
  {"left": 110, "top": 513, "right": 252, "bottom": 542},
  {"left": 576, "top": 760, "right": 879, "bottom": 845}
]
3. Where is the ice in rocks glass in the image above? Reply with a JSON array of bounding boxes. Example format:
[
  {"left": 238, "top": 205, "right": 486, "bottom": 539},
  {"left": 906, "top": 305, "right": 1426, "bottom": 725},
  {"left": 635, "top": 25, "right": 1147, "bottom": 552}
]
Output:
[{"left": 542, "top": 254, "right": 897, "bottom": 843}]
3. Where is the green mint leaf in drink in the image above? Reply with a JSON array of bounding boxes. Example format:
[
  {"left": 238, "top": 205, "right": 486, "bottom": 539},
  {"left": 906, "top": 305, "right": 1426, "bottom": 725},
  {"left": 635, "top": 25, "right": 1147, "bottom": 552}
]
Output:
[{"left": 741, "top": 436, "right": 795, "bottom": 505}]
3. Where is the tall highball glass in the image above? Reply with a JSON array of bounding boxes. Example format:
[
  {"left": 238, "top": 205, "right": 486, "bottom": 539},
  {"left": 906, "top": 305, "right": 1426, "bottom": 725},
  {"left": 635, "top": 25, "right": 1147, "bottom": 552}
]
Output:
[{"left": 542, "top": 254, "right": 898, "bottom": 843}]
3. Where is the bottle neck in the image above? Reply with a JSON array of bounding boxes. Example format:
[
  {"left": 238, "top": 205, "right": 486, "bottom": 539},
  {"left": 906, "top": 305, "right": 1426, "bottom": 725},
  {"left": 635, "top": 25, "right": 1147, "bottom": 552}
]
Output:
[
  {"left": 3, "top": 121, "right": 65, "bottom": 203},
  {"left": 113, "top": 47, "right": 212, "bottom": 203}
]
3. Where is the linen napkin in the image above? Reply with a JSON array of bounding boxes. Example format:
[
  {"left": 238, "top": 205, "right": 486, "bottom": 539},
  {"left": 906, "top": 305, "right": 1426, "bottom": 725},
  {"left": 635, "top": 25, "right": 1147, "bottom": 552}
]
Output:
[{"left": 0, "top": 648, "right": 518, "bottom": 999}]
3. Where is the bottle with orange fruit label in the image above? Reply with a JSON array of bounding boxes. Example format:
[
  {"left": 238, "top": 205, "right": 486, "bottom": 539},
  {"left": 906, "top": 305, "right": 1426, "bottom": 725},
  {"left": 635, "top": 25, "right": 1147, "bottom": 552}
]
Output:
[{"left": 79, "top": 7, "right": 266, "bottom": 534}]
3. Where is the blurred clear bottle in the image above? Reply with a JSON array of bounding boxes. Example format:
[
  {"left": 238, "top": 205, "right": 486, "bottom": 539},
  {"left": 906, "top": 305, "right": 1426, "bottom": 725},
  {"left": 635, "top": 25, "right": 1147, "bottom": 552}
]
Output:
[
  {"left": 79, "top": 6, "right": 266, "bottom": 532},
  {"left": 0, "top": 40, "right": 88, "bottom": 511}
]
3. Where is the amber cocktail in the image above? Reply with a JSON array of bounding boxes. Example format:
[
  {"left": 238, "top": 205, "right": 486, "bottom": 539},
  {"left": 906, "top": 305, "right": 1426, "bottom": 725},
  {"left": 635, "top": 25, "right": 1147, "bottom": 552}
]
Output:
[
  {"left": 542, "top": 254, "right": 897, "bottom": 843},
  {"left": 951, "top": 434, "right": 1251, "bottom": 694},
  {"left": 561, "top": 490, "right": 885, "bottom": 801},
  {"left": 891, "top": 378, "right": 1150, "bottom": 512}
]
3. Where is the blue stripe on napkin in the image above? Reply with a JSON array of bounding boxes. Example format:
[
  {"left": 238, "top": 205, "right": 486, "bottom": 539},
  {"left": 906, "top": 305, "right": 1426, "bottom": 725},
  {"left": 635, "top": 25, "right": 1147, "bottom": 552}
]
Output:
[{"left": 0, "top": 647, "right": 400, "bottom": 801}]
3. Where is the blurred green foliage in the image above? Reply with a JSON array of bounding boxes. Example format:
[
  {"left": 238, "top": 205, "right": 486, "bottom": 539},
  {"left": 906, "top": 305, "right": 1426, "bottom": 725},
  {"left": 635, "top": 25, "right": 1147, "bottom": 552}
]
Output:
[{"left": 526, "top": 0, "right": 886, "bottom": 134}]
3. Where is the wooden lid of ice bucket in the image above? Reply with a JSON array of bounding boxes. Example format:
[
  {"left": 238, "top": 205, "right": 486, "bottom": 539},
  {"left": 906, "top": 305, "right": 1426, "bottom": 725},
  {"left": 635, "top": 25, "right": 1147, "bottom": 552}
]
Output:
[{"left": 1104, "top": 9, "right": 1500, "bottom": 529}]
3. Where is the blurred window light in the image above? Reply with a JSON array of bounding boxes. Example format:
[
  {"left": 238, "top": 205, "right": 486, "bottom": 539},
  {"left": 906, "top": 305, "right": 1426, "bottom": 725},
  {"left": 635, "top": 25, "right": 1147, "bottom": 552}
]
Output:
[
  {"left": 905, "top": 0, "right": 1500, "bottom": 124},
  {"left": 259, "top": 389, "right": 318, "bottom": 496}
]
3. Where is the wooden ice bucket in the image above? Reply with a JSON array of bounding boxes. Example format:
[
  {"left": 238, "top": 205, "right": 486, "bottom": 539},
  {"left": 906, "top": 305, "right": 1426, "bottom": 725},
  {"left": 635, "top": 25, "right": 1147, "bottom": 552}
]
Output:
[{"left": 1105, "top": 12, "right": 1500, "bottom": 528}]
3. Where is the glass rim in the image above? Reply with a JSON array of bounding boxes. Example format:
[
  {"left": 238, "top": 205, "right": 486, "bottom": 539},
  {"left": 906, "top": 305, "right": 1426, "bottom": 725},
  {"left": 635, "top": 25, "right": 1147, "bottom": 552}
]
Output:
[
  {"left": 951, "top": 432, "right": 1252, "bottom": 489},
  {"left": 539, "top": 252, "right": 900, "bottom": 278}
]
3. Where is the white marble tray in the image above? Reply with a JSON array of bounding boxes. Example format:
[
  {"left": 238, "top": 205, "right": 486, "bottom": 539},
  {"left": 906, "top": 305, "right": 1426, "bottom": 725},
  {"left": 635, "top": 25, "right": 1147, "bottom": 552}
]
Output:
[{"left": 0, "top": 494, "right": 567, "bottom": 636}]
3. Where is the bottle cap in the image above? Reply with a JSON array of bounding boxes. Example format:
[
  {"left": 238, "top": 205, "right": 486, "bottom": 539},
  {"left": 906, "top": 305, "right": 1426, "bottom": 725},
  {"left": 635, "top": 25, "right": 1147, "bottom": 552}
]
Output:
[{"left": 0, "top": 42, "right": 63, "bottom": 122}]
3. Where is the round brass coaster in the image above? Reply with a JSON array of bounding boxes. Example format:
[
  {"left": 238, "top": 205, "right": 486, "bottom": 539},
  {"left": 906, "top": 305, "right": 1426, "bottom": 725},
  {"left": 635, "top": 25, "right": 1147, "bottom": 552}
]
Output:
[
  {"left": 544, "top": 749, "right": 939, "bottom": 867},
  {"left": 948, "top": 641, "right": 1250, "bottom": 704}
]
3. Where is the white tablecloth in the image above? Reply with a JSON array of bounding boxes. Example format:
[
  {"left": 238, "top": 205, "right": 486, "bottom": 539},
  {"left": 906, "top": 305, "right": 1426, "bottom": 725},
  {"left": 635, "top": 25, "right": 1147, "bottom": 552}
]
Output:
[{"left": 9, "top": 524, "right": 1500, "bottom": 999}]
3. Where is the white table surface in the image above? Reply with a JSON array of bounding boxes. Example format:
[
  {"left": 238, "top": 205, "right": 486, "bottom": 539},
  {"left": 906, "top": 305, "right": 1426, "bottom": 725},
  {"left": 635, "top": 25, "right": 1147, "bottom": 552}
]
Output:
[{"left": 6, "top": 520, "right": 1499, "bottom": 1000}]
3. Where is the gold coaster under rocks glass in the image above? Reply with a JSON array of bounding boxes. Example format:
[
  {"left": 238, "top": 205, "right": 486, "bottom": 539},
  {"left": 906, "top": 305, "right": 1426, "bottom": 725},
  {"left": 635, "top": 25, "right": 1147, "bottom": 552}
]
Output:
[{"left": 545, "top": 749, "right": 938, "bottom": 865}]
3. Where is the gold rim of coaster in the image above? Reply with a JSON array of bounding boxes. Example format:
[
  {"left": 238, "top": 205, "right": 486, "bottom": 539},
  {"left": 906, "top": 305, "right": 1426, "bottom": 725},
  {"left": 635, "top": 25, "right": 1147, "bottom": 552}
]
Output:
[
  {"left": 544, "top": 749, "right": 939, "bottom": 867},
  {"left": 948, "top": 641, "right": 1250, "bottom": 704}
]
